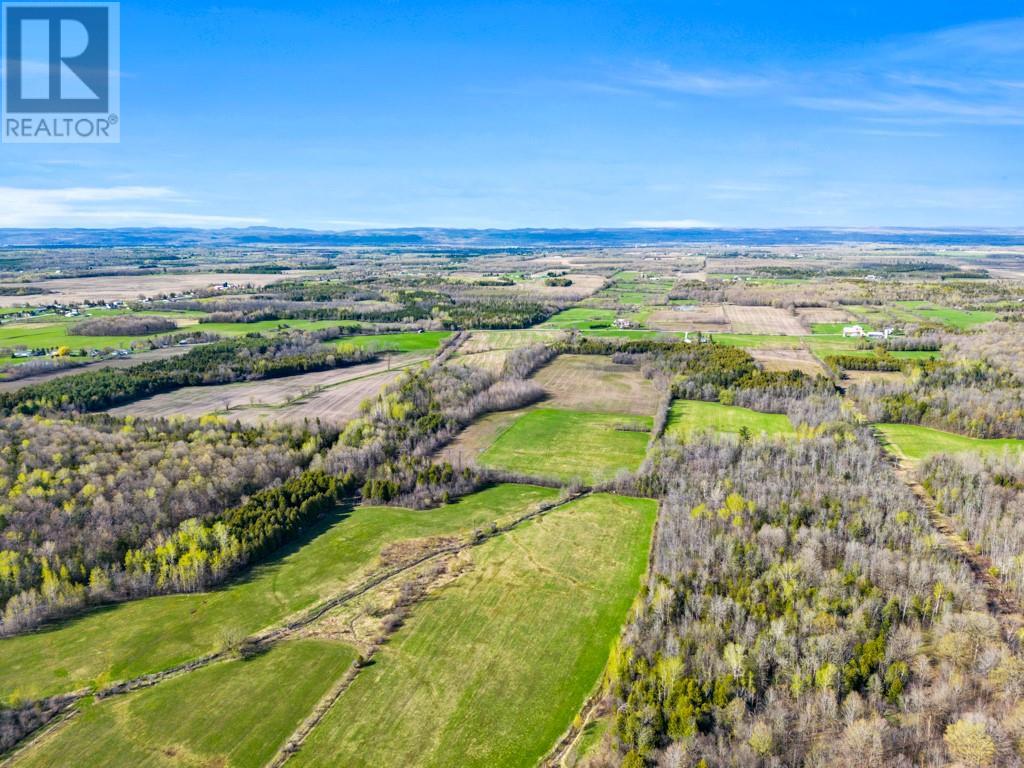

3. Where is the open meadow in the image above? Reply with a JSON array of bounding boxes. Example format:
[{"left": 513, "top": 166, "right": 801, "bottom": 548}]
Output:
[
  {"left": 875, "top": 423, "right": 1024, "bottom": 462},
  {"left": 478, "top": 408, "right": 651, "bottom": 484},
  {"left": 665, "top": 399, "right": 796, "bottom": 440},
  {"left": 10, "top": 639, "right": 356, "bottom": 768},
  {"left": 0, "top": 484, "right": 558, "bottom": 701},
  {"left": 291, "top": 493, "right": 657, "bottom": 768}
]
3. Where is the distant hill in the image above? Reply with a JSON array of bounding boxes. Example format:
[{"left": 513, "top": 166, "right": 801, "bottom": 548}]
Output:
[{"left": 0, "top": 226, "right": 1023, "bottom": 248}]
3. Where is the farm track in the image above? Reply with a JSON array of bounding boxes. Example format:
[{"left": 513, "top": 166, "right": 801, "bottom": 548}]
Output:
[
  {"left": 3, "top": 489, "right": 589, "bottom": 763},
  {"left": 893, "top": 461, "right": 1024, "bottom": 645}
]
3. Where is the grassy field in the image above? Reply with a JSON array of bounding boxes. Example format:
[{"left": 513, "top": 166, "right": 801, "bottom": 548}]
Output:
[
  {"left": 0, "top": 484, "right": 558, "bottom": 701},
  {"left": 0, "top": 320, "right": 169, "bottom": 354},
  {"left": 339, "top": 331, "right": 450, "bottom": 353},
  {"left": 581, "top": 328, "right": 660, "bottom": 340},
  {"left": 895, "top": 301, "right": 997, "bottom": 329},
  {"left": 11, "top": 639, "right": 355, "bottom": 768},
  {"left": 666, "top": 399, "right": 796, "bottom": 440},
  {"left": 709, "top": 333, "right": 804, "bottom": 349},
  {"left": 541, "top": 307, "right": 619, "bottom": 330},
  {"left": 478, "top": 408, "right": 651, "bottom": 483},
  {"left": 292, "top": 493, "right": 658, "bottom": 768},
  {"left": 875, "top": 423, "right": 1024, "bottom": 462}
]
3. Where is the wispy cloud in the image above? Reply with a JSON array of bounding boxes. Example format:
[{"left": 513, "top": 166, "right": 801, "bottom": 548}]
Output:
[
  {"left": 0, "top": 186, "right": 266, "bottom": 228},
  {"left": 588, "top": 16, "right": 1024, "bottom": 126},
  {"left": 617, "top": 63, "right": 773, "bottom": 96}
]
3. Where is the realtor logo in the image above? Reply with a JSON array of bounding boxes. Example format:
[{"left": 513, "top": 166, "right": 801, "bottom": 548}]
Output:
[{"left": 2, "top": 2, "right": 119, "bottom": 142}]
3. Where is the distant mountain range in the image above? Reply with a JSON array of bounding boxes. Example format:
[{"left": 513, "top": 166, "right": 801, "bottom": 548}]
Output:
[{"left": 1, "top": 226, "right": 1023, "bottom": 248}]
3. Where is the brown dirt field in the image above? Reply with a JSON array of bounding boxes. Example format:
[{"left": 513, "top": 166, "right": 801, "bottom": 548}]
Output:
[
  {"left": 795, "top": 307, "right": 855, "bottom": 324},
  {"left": 0, "top": 345, "right": 193, "bottom": 393},
  {"left": 843, "top": 370, "right": 908, "bottom": 386},
  {"left": 723, "top": 305, "right": 808, "bottom": 336},
  {"left": 750, "top": 348, "right": 826, "bottom": 376},
  {"left": 228, "top": 369, "right": 406, "bottom": 427},
  {"left": 458, "top": 329, "right": 567, "bottom": 355},
  {"left": 646, "top": 305, "right": 731, "bottom": 333},
  {"left": 531, "top": 354, "right": 657, "bottom": 416},
  {"left": 0, "top": 271, "right": 330, "bottom": 307},
  {"left": 108, "top": 355, "right": 424, "bottom": 423},
  {"left": 435, "top": 409, "right": 526, "bottom": 467},
  {"left": 453, "top": 349, "right": 509, "bottom": 374}
]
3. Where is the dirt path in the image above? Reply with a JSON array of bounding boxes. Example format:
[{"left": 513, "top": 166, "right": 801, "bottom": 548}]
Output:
[{"left": 893, "top": 461, "right": 1024, "bottom": 643}]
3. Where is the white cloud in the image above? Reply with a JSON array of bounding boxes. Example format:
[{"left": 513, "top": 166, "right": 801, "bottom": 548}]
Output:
[
  {"left": 624, "top": 64, "right": 772, "bottom": 95},
  {"left": 0, "top": 186, "right": 266, "bottom": 227}
]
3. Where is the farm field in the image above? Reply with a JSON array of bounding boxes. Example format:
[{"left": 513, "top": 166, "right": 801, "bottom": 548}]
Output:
[
  {"left": 722, "top": 304, "right": 808, "bottom": 335},
  {"left": 710, "top": 333, "right": 804, "bottom": 349},
  {"left": 340, "top": 330, "right": 450, "bottom": 353},
  {"left": 107, "top": 355, "right": 425, "bottom": 422},
  {"left": 436, "top": 409, "right": 526, "bottom": 467},
  {"left": 11, "top": 639, "right": 356, "bottom": 768},
  {"left": 531, "top": 354, "right": 657, "bottom": 416},
  {"left": 750, "top": 348, "right": 826, "bottom": 375},
  {"left": 228, "top": 367, "right": 409, "bottom": 427},
  {"left": 665, "top": 399, "right": 796, "bottom": 440},
  {"left": 291, "top": 493, "right": 658, "bottom": 768},
  {"left": 540, "top": 307, "right": 619, "bottom": 330},
  {"left": 453, "top": 348, "right": 509, "bottom": 373},
  {"left": 457, "top": 328, "right": 567, "bottom": 355},
  {"left": 795, "top": 307, "right": 854, "bottom": 324},
  {"left": 0, "top": 271, "right": 332, "bottom": 307},
  {"left": 0, "top": 318, "right": 181, "bottom": 354},
  {"left": 875, "top": 423, "right": 1024, "bottom": 462},
  {"left": 0, "top": 484, "right": 558, "bottom": 700},
  {"left": 478, "top": 408, "right": 651, "bottom": 483},
  {"left": 645, "top": 304, "right": 729, "bottom": 333}
]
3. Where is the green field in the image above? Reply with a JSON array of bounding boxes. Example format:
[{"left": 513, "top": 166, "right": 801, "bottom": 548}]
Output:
[
  {"left": 582, "top": 328, "right": 660, "bottom": 340},
  {"left": 875, "top": 423, "right": 1024, "bottom": 462},
  {"left": 0, "top": 320, "right": 168, "bottom": 354},
  {"left": 0, "top": 484, "right": 557, "bottom": 701},
  {"left": 12, "top": 639, "right": 355, "bottom": 768},
  {"left": 666, "top": 399, "right": 795, "bottom": 440},
  {"left": 895, "top": 301, "right": 997, "bottom": 329},
  {"left": 478, "top": 409, "right": 652, "bottom": 483},
  {"left": 541, "top": 307, "right": 618, "bottom": 330},
  {"left": 710, "top": 333, "right": 804, "bottom": 349},
  {"left": 339, "top": 330, "right": 451, "bottom": 353},
  {"left": 292, "top": 493, "right": 658, "bottom": 768}
]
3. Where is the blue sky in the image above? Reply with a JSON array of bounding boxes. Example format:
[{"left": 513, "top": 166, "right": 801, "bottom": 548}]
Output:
[{"left": 1, "top": 0, "right": 1022, "bottom": 229}]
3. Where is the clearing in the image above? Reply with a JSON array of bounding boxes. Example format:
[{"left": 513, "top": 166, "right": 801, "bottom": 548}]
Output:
[
  {"left": 875, "top": 423, "right": 1024, "bottom": 463},
  {"left": 0, "top": 484, "right": 558, "bottom": 701},
  {"left": 291, "top": 493, "right": 658, "bottom": 768},
  {"left": 478, "top": 408, "right": 651, "bottom": 484},
  {"left": 665, "top": 400, "right": 796, "bottom": 440},
  {"left": 750, "top": 348, "right": 826, "bottom": 376},
  {"left": 531, "top": 354, "right": 657, "bottom": 416}
]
